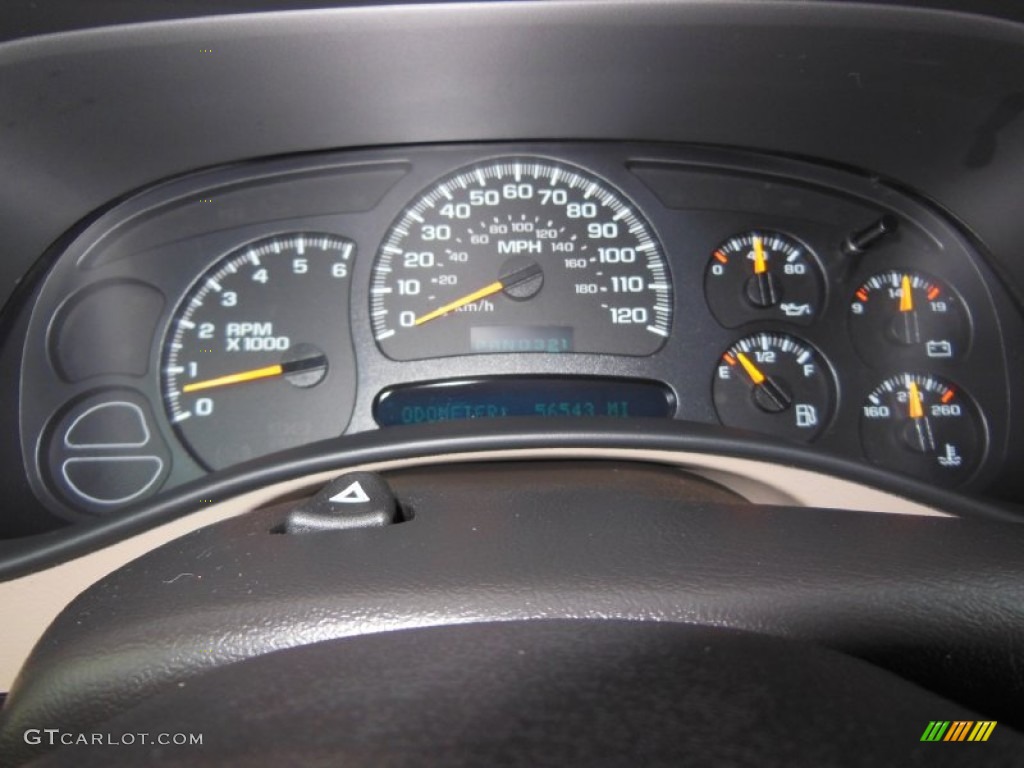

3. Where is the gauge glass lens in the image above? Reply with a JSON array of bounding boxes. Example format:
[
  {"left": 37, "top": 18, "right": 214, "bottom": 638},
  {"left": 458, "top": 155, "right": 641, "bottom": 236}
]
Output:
[
  {"left": 370, "top": 158, "right": 672, "bottom": 360},
  {"left": 704, "top": 231, "right": 823, "bottom": 327},
  {"left": 848, "top": 270, "right": 969, "bottom": 363},
  {"left": 162, "top": 234, "right": 357, "bottom": 470},
  {"left": 712, "top": 332, "right": 834, "bottom": 441},
  {"left": 860, "top": 373, "right": 983, "bottom": 486}
]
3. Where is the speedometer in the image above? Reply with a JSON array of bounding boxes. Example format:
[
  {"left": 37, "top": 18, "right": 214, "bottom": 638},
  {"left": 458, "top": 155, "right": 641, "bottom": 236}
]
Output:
[{"left": 370, "top": 158, "right": 672, "bottom": 360}]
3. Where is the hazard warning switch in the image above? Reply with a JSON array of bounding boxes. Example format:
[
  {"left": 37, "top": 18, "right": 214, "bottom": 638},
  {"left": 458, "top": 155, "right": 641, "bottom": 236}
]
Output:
[{"left": 284, "top": 472, "right": 401, "bottom": 533}]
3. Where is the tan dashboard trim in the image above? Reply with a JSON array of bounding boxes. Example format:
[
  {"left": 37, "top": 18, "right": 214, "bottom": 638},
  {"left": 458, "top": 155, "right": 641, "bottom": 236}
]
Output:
[{"left": 0, "top": 448, "right": 947, "bottom": 691}]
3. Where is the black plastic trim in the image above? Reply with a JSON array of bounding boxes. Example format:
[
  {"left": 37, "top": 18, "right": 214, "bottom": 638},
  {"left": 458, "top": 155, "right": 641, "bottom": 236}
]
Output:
[{"left": 0, "top": 418, "right": 1020, "bottom": 582}]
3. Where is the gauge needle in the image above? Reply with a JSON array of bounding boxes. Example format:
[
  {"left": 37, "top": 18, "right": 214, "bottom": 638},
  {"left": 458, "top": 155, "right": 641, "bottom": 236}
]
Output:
[
  {"left": 182, "top": 356, "right": 326, "bottom": 393},
  {"left": 413, "top": 263, "right": 543, "bottom": 327},
  {"left": 736, "top": 352, "right": 766, "bottom": 384},
  {"left": 907, "top": 380, "right": 924, "bottom": 419},
  {"left": 906, "top": 379, "right": 936, "bottom": 452},
  {"left": 894, "top": 273, "right": 922, "bottom": 344},
  {"left": 899, "top": 274, "right": 914, "bottom": 312},
  {"left": 735, "top": 352, "right": 791, "bottom": 413},
  {"left": 746, "top": 236, "right": 778, "bottom": 307},
  {"left": 753, "top": 236, "right": 767, "bottom": 275},
  {"left": 413, "top": 280, "right": 505, "bottom": 326}
]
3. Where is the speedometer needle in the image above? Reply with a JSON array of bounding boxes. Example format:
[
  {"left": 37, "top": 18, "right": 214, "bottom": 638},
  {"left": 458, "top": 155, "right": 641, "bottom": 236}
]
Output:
[
  {"left": 181, "top": 355, "right": 326, "bottom": 393},
  {"left": 413, "top": 280, "right": 505, "bottom": 326},
  {"left": 413, "top": 262, "right": 543, "bottom": 327}
]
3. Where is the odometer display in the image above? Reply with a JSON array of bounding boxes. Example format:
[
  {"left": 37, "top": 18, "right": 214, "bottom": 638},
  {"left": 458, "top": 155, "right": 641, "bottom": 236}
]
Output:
[
  {"left": 370, "top": 158, "right": 672, "bottom": 360},
  {"left": 374, "top": 377, "right": 675, "bottom": 427}
]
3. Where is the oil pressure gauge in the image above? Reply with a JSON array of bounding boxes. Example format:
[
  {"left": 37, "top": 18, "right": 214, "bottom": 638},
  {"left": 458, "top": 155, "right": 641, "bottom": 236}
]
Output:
[
  {"left": 849, "top": 270, "right": 969, "bottom": 363},
  {"left": 704, "top": 231, "right": 824, "bottom": 327}
]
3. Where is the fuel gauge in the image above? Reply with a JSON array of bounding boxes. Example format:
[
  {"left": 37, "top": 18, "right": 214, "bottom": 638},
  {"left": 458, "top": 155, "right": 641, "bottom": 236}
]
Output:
[
  {"left": 849, "top": 270, "right": 969, "bottom": 363},
  {"left": 705, "top": 232, "right": 824, "bottom": 327},
  {"left": 713, "top": 332, "right": 834, "bottom": 442}
]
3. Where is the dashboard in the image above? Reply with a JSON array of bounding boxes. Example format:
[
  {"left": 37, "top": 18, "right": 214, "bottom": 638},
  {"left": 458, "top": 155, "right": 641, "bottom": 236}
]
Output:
[
  {"left": 2, "top": 1, "right": 1024, "bottom": 763},
  {"left": 11, "top": 142, "right": 1022, "bottom": 519}
]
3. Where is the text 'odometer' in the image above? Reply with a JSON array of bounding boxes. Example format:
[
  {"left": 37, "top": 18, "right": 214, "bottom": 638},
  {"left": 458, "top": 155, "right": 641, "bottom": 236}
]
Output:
[{"left": 370, "top": 158, "right": 673, "bottom": 360}]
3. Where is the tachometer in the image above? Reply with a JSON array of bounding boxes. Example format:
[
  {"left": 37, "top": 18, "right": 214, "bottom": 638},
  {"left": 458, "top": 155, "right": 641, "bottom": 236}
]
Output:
[
  {"left": 370, "top": 158, "right": 672, "bottom": 360},
  {"left": 162, "top": 233, "right": 357, "bottom": 470}
]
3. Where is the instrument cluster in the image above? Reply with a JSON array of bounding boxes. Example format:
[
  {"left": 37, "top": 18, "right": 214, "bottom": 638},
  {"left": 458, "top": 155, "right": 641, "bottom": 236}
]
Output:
[{"left": 12, "top": 143, "right": 1020, "bottom": 518}]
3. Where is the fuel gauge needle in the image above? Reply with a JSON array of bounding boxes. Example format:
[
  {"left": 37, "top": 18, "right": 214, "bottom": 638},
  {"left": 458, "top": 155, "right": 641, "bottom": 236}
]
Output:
[
  {"left": 736, "top": 352, "right": 766, "bottom": 384},
  {"left": 735, "top": 352, "right": 791, "bottom": 412},
  {"left": 181, "top": 355, "right": 326, "bottom": 393}
]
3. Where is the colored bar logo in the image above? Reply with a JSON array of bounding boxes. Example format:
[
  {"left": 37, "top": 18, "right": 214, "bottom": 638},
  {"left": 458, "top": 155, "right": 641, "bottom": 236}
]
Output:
[{"left": 921, "top": 721, "right": 997, "bottom": 742}]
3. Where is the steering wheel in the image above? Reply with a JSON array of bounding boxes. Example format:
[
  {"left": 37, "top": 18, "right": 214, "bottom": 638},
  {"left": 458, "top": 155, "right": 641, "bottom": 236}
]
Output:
[{"left": 1, "top": 448, "right": 1023, "bottom": 765}]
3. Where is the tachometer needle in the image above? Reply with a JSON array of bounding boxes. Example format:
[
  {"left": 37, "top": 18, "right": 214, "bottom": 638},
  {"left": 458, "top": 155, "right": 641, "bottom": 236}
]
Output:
[
  {"left": 182, "top": 355, "right": 326, "bottom": 393},
  {"left": 413, "top": 262, "right": 543, "bottom": 327}
]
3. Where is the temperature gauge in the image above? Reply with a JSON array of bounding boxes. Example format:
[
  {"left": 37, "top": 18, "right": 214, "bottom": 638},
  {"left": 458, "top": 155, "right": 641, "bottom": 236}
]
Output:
[
  {"left": 849, "top": 270, "right": 969, "bottom": 363},
  {"left": 713, "top": 332, "right": 834, "bottom": 442},
  {"left": 860, "top": 373, "right": 983, "bottom": 486},
  {"left": 704, "top": 232, "right": 823, "bottom": 327}
]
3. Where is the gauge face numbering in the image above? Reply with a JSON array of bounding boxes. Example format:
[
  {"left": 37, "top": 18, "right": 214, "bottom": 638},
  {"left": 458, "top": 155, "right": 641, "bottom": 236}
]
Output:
[
  {"left": 704, "top": 231, "right": 823, "bottom": 327},
  {"left": 370, "top": 158, "right": 672, "bottom": 360},
  {"left": 162, "top": 233, "right": 357, "bottom": 470},
  {"left": 713, "top": 332, "right": 834, "bottom": 442},
  {"left": 860, "top": 373, "right": 983, "bottom": 486}
]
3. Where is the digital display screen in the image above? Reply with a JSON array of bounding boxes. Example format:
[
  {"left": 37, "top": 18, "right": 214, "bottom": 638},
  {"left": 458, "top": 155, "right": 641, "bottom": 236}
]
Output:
[
  {"left": 374, "top": 377, "right": 675, "bottom": 427},
  {"left": 470, "top": 326, "right": 574, "bottom": 354}
]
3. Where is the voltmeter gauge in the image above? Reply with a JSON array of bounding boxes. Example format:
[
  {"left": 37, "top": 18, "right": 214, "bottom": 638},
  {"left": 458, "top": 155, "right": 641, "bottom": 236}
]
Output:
[
  {"left": 162, "top": 233, "right": 357, "bottom": 470},
  {"left": 712, "top": 332, "right": 834, "bottom": 442},
  {"left": 704, "top": 231, "right": 824, "bottom": 327},
  {"left": 849, "top": 270, "right": 969, "bottom": 363},
  {"left": 860, "top": 373, "right": 984, "bottom": 486}
]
